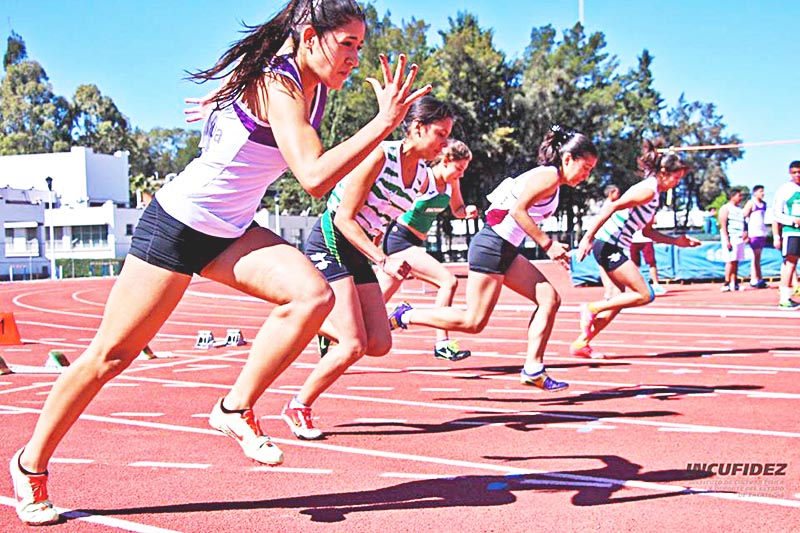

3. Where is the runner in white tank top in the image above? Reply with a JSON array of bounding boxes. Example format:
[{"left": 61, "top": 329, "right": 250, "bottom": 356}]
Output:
[
  {"left": 572, "top": 140, "right": 700, "bottom": 359},
  {"left": 8, "top": 3, "right": 434, "bottom": 524},
  {"left": 389, "top": 126, "right": 598, "bottom": 392}
]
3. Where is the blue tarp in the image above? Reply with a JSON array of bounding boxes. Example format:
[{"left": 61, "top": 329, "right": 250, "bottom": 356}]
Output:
[{"left": 570, "top": 242, "right": 783, "bottom": 286}]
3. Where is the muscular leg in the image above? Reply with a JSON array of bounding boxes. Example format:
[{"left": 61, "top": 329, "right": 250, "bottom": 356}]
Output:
[
  {"left": 22, "top": 256, "right": 192, "bottom": 471},
  {"left": 502, "top": 255, "right": 561, "bottom": 365},
  {"left": 201, "top": 227, "right": 334, "bottom": 409},
  {"left": 407, "top": 269, "right": 503, "bottom": 334},
  {"left": 294, "top": 280, "right": 389, "bottom": 406}
]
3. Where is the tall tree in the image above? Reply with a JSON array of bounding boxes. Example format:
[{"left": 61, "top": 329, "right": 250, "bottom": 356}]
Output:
[
  {"left": 69, "top": 84, "right": 133, "bottom": 155},
  {"left": 0, "top": 33, "right": 70, "bottom": 154}
]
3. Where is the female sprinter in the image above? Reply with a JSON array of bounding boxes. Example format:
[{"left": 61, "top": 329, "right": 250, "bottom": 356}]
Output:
[
  {"left": 281, "top": 96, "right": 456, "bottom": 440},
  {"left": 570, "top": 139, "right": 701, "bottom": 359},
  {"left": 377, "top": 138, "right": 478, "bottom": 361},
  {"left": 388, "top": 126, "right": 598, "bottom": 391},
  {"left": 9, "top": 0, "right": 431, "bottom": 525}
]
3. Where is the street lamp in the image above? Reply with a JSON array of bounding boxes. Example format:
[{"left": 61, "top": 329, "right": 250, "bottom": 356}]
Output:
[{"left": 45, "top": 176, "right": 56, "bottom": 280}]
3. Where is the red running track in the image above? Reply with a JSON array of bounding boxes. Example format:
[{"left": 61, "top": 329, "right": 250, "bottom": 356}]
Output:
[{"left": 1, "top": 263, "right": 799, "bottom": 532}]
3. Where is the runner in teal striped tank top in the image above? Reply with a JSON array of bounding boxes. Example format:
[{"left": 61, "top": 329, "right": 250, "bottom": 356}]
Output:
[
  {"left": 286, "top": 96, "right": 457, "bottom": 440},
  {"left": 376, "top": 139, "right": 479, "bottom": 361}
]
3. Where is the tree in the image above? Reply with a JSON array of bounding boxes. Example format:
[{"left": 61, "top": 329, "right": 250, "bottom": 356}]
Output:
[
  {"left": 68, "top": 84, "right": 133, "bottom": 155},
  {"left": 0, "top": 33, "right": 70, "bottom": 154}
]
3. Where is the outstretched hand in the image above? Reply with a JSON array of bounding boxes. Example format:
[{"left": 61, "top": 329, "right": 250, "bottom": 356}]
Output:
[
  {"left": 577, "top": 236, "right": 593, "bottom": 261},
  {"left": 365, "top": 53, "right": 433, "bottom": 132},
  {"left": 675, "top": 235, "right": 702, "bottom": 248}
]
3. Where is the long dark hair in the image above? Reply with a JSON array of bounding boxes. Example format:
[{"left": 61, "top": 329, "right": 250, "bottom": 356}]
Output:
[
  {"left": 402, "top": 96, "right": 456, "bottom": 133},
  {"left": 537, "top": 125, "right": 597, "bottom": 167},
  {"left": 190, "top": 0, "right": 365, "bottom": 105},
  {"left": 638, "top": 138, "right": 689, "bottom": 176}
]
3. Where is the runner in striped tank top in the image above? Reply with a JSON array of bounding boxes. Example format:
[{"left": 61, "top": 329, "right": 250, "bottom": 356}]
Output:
[
  {"left": 388, "top": 126, "right": 598, "bottom": 392},
  {"left": 376, "top": 139, "right": 478, "bottom": 362},
  {"left": 571, "top": 139, "right": 701, "bottom": 359},
  {"left": 286, "top": 96, "right": 456, "bottom": 440}
]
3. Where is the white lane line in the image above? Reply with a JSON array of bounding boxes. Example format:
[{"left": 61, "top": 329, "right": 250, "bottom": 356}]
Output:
[
  {"left": 658, "top": 427, "right": 721, "bottom": 433},
  {"left": 101, "top": 375, "right": 800, "bottom": 440},
  {"left": 4, "top": 395, "right": 800, "bottom": 508},
  {"left": 251, "top": 467, "right": 333, "bottom": 474},
  {"left": 111, "top": 412, "right": 164, "bottom": 417},
  {"left": 0, "top": 495, "right": 181, "bottom": 533},
  {"left": 347, "top": 386, "right": 394, "bottom": 391},
  {"left": 519, "top": 479, "right": 615, "bottom": 488},
  {"left": 658, "top": 369, "right": 702, "bottom": 374},
  {"left": 728, "top": 370, "right": 778, "bottom": 375},
  {"left": 50, "top": 458, "right": 94, "bottom": 464},
  {"left": 130, "top": 461, "right": 210, "bottom": 469},
  {"left": 420, "top": 388, "right": 462, "bottom": 392},
  {"left": 587, "top": 368, "right": 630, "bottom": 373},
  {"left": 355, "top": 418, "right": 407, "bottom": 423}
]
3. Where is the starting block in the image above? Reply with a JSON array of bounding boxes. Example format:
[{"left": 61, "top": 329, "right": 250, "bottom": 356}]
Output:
[
  {"left": 225, "top": 329, "right": 247, "bottom": 347},
  {"left": 45, "top": 350, "right": 70, "bottom": 369},
  {"left": 0, "top": 355, "right": 10, "bottom": 375},
  {"left": 138, "top": 345, "right": 157, "bottom": 360},
  {"left": 195, "top": 330, "right": 226, "bottom": 349}
]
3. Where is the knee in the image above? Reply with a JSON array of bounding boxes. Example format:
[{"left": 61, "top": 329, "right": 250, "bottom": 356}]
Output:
[
  {"left": 366, "top": 335, "right": 392, "bottom": 357},
  {"left": 538, "top": 285, "right": 561, "bottom": 313},
  {"left": 442, "top": 274, "right": 458, "bottom": 294},
  {"left": 461, "top": 318, "right": 488, "bottom": 335},
  {"left": 290, "top": 279, "right": 335, "bottom": 317},
  {"left": 337, "top": 337, "right": 368, "bottom": 363},
  {"left": 637, "top": 286, "right": 655, "bottom": 305},
  {"left": 80, "top": 347, "right": 135, "bottom": 381}
]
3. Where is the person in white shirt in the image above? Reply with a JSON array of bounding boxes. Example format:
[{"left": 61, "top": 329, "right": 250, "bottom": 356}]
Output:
[
  {"left": 742, "top": 184, "right": 769, "bottom": 289},
  {"left": 718, "top": 188, "right": 748, "bottom": 292}
]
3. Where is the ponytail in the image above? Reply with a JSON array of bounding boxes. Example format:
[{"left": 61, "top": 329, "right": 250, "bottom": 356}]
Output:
[{"left": 537, "top": 124, "right": 597, "bottom": 167}]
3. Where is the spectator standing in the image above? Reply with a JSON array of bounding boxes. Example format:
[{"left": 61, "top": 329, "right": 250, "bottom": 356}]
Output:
[
  {"left": 742, "top": 184, "right": 769, "bottom": 289},
  {"left": 718, "top": 188, "right": 748, "bottom": 292}
]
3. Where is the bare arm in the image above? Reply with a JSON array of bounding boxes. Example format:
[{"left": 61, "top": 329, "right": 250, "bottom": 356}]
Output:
[
  {"left": 448, "top": 179, "right": 478, "bottom": 220},
  {"left": 265, "top": 54, "right": 431, "bottom": 198},
  {"left": 508, "top": 168, "right": 569, "bottom": 269},
  {"left": 577, "top": 185, "right": 656, "bottom": 260},
  {"left": 333, "top": 149, "right": 410, "bottom": 280},
  {"left": 643, "top": 222, "right": 701, "bottom": 248},
  {"left": 718, "top": 205, "right": 731, "bottom": 249}
]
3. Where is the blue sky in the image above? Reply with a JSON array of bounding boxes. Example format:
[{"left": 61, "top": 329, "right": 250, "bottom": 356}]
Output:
[{"left": 3, "top": 0, "right": 799, "bottom": 198}]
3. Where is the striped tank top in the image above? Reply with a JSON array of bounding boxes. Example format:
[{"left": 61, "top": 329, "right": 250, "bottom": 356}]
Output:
[
  {"left": 595, "top": 176, "right": 659, "bottom": 249},
  {"left": 326, "top": 140, "right": 427, "bottom": 237}
]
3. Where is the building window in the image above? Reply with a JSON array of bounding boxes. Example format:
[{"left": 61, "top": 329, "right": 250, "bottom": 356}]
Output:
[
  {"left": 71, "top": 224, "right": 108, "bottom": 248},
  {"left": 126, "top": 224, "right": 134, "bottom": 236}
]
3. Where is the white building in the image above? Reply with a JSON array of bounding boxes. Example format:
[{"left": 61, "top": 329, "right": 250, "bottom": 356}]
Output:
[{"left": 0, "top": 147, "right": 142, "bottom": 280}]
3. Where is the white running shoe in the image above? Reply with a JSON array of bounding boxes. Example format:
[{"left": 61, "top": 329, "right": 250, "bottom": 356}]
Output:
[
  {"left": 208, "top": 398, "right": 283, "bottom": 465},
  {"left": 9, "top": 448, "right": 60, "bottom": 525},
  {"left": 281, "top": 401, "right": 324, "bottom": 440}
]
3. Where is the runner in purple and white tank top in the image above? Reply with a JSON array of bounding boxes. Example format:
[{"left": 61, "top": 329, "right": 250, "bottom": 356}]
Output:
[{"left": 9, "top": 2, "right": 434, "bottom": 524}]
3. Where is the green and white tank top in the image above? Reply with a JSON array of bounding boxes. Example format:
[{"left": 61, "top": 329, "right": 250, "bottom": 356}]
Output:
[
  {"left": 326, "top": 140, "right": 427, "bottom": 237},
  {"left": 397, "top": 169, "right": 452, "bottom": 234}
]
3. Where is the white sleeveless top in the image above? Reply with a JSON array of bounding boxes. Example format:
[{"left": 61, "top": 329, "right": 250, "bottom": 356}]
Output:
[
  {"left": 484, "top": 167, "right": 560, "bottom": 247},
  {"left": 156, "top": 56, "right": 328, "bottom": 238}
]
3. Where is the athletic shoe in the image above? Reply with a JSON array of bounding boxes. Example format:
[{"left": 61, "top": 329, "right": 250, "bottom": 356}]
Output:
[
  {"left": 778, "top": 300, "right": 800, "bottom": 310},
  {"left": 569, "top": 343, "right": 605, "bottom": 359},
  {"left": 794, "top": 286, "right": 800, "bottom": 297},
  {"left": 578, "top": 303, "right": 596, "bottom": 337},
  {"left": 434, "top": 340, "right": 471, "bottom": 361},
  {"left": 651, "top": 284, "right": 667, "bottom": 296},
  {"left": 317, "top": 335, "right": 331, "bottom": 358},
  {"left": 520, "top": 369, "right": 568, "bottom": 391},
  {"left": 208, "top": 398, "right": 283, "bottom": 465},
  {"left": 388, "top": 301, "right": 413, "bottom": 330},
  {"left": 281, "top": 402, "right": 324, "bottom": 440},
  {"left": 750, "top": 279, "right": 768, "bottom": 289},
  {"left": 733, "top": 284, "right": 740, "bottom": 291},
  {"left": 720, "top": 285, "right": 731, "bottom": 292},
  {"left": 9, "top": 448, "right": 59, "bottom": 526}
]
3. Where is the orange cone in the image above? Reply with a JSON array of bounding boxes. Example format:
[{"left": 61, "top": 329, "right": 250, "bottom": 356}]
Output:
[{"left": 0, "top": 312, "right": 22, "bottom": 345}]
